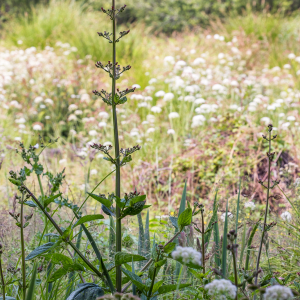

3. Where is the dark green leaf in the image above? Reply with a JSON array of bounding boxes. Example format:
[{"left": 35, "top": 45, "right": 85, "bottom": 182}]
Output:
[
  {"left": 152, "top": 280, "right": 164, "bottom": 294},
  {"left": 155, "top": 259, "right": 167, "bottom": 268},
  {"left": 25, "top": 242, "right": 55, "bottom": 261},
  {"left": 178, "top": 208, "right": 192, "bottom": 230},
  {"left": 121, "top": 268, "right": 146, "bottom": 292},
  {"left": 33, "top": 163, "right": 44, "bottom": 175},
  {"left": 120, "top": 201, "right": 146, "bottom": 219},
  {"left": 87, "top": 193, "right": 112, "bottom": 208},
  {"left": 25, "top": 263, "right": 37, "bottom": 300},
  {"left": 44, "top": 193, "right": 62, "bottom": 207},
  {"left": 66, "top": 283, "right": 104, "bottom": 300},
  {"left": 73, "top": 214, "right": 104, "bottom": 228},
  {"left": 156, "top": 283, "right": 190, "bottom": 296},
  {"left": 163, "top": 243, "right": 176, "bottom": 254},
  {"left": 44, "top": 253, "right": 73, "bottom": 265},
  {"left": 24, "top": 200, "right": 37, "bottom": 208},
  {"left": 169, "top": 216, "right": 178, "bottom": 229},
  {"left": 115, "top": 252, "right": 146, "bottom": 266},
  {"left": 48, "top": 268, "right": 68, "bottom": 283},
  {"left": 130, "top": 195, "right": 146, "bottom": 206},
  {"left": 8, "top": 178, "right": 22, "bottom": 186}
]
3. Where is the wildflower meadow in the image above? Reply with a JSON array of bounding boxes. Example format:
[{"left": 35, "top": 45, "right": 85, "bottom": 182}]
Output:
[{"left": 1, "top": 0, "right": 300, "bottom": 299}]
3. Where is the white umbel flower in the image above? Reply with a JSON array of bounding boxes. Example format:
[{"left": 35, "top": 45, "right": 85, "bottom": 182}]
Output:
[
  {"left": 205, "top": 279, "right": 237, "bottom": 300},
  {"left": 244, "top": 202, "right": 255, "bottom": 210},
  {"left": 263, "top": 285, "right": 293, "bottom": 300},
  {"left": 171, "top": 246, "right": 201, "bottom": 266},
  {"left": 281, "top": 211, "right": 292, "bottom": 222}
]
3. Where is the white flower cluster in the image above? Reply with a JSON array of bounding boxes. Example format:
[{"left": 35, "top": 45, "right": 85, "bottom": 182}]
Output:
[
  {"left": 205, "top": 279, "right": 237, "bottom": 300},
  {"left": 244, "top": 201, "right": 256, "bottom": 210},
  {"left": 281, "top": 211, "right": 292, "bottom": 222},
  {"left": 263, "top": 285, "right": 293, "bottom": 300},
  {"left": 171, "top": 246, "right": 202, "bottom": 266}
]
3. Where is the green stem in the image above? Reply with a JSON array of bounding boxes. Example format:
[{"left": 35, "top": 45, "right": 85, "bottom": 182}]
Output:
[
  {"left": 23, "top": 185, "right": 105, "bottom": 282},
  {"left": 255, "top": 129, "right": 272, "bottom": 285},
  {"left": 0, "top": 255, "right": 5, "bottom": 300},
  {"left": 232, "top": 249, "right": 238, "bottom": 300},
  {"left": 111, "top": 0, "right": 122, "bottom": 292},
  {"left": 20, "top": 201, "right": 26, "bottom": 300},
  {"left": 147, "top": 255, "right": 160, "bottom": 300},
  {"left": 121, "top": 231, "right": 182, "bottom": 293},
  {"left": 201, "top": 211, "right": 205, "bottom": 273},
  {"left": 70, "top": 170, "right": 115, "bottom": 225}
]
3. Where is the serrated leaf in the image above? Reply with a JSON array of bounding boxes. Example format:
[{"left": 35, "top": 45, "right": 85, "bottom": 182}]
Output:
[
  {"left": 120, "top": 201, "right": 146, "bottom": 219},
  {"left": 44, "top": 253, "right": 73, "bottom": 266},
  {"left": 169, "top": 216, "right": 178, "bottom": 229},
  {"left": 130, "top": 195, "right": 146, "bottom": 206},
  {"left": 73, "top": 214, "right": 104, "bottom": 228},
  {"left": 152, "top": 280, "right": 164, "bottom": 294},
  {"left": 44, "top": 193, "right": 62, "bottom": 208},
  {"left": 24, "top": 200, "right": 37, "bottom": 208},
  {"left": 121, "top": 268, "right": 146, "bottom": 292},
  {"left": 155, "top": 259, "right": 167, "bottom": 268},
  {"left": 66, "top": 283, "right": 104, "bottom": 300},
  {"left": 178, "top": 208, "right": 192, "bottom": 230},
  {"left": 163, "top": 242, "right": 176, "bottom": 254},
  {"left": 87, "top": 193, "right": 112, "bottom": 208},
  {"left": 48, "top": 267, "right": 68, "bottom": 283},
  {"left": 25, "top": 242, "right": 55, "bottom": 260},
  {"left": 115, "top": 252, "right": 146, "bottom": 266},
  {"left": 156, "top": 283, "right": 190, "bottom": 296},
  {"left": 9, "top": 178, "right": 22, "bottom": 186}
]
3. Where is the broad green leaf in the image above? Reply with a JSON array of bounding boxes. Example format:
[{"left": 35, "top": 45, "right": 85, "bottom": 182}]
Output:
[
  {"left": 121, "top": 268, "right": 146, "bottom": 292},
  {"left": 66, "top": 283, "right": 104, "bottom": 300},
  {"left": 130, "top": 195, "right": 146, "bottom": 206},
  {"left": 87, "top": 193, "right": 112, "bottom": 208},
  {"left": 120, "top": 201, "right": 146, "bottom": 219},
  {"left": 8, "top": 178, "right": 22, "bottom": 186},
  {"left": 222, "top": 200, "right": 229, "bottom": 278},
  {"left": 152, "top": 280, "right": 164, "bottom": 294},
  {"left": 156, "top": 283, "right": 190, "bottom": 296},
  {"left": 115, "top": 196, "right": 126, "bottom": 209},
  {"left": 155, "top": 259, "right": 167, "bottom": 268},
  {"left": 44, "top": 253, "right": 73, "bottom": 265},
  {"left": 169, "top": 216, "right": 178, "bottom": 229},
  {"left": 24, "top": 200, "right": 37, "bottom": 208},
  {"left": 33, "top": 163, "right": 44, "bottom": 175},
  {"left": 115, "top": 252, "right": 146, "bottom": 266},
  {"left": 44, "top": 193, "right": 62, "bottom": 207},
  {"left": 178, "top": 208, "right": 192, "bottom": 230},
  {"left": 48, "top": 267, "right": 69, "bottom": 283},
  {"left": 25, "top": 263, "right": 37, "bottom": 300},
  {"left": 143, "top": 205, "right": 151, "bottom": 209},
  {"left": 163, "top": 242, "right": 176, "bottom": 254},
  {"left": 25, "top": 242, "right": 55, "bottom": 260},
  {"left": 73, "top": 214, "right": 104, "bottom": 228}
]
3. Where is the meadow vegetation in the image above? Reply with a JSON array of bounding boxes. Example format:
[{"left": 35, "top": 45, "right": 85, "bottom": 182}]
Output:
[{"left": 1, "top": 0, "right": 300, "bottom": 299}]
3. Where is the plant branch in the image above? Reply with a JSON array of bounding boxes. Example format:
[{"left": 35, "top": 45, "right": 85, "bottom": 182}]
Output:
[
  {"left": 0, "top": 254, "right": 5, "bottom": 300},
  {"left": 121, "top": 231, "right": 182, "bottom": 293},
  {"left": 255, "top": 126, "right": 273, "bottom": 286},
  {"left": 20, "top": 198, "right": 26, "bottom": 300},
  {"left": 22, "top": 185, "right": 105, "bottom": 282}
]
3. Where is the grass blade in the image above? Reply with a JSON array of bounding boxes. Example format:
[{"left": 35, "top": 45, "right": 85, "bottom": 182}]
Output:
[
  {"left": 145, "top": 210, "right": 150, "bottom": 257},
  {"left": 205, "top": 190, "right": 218, "bottom": 244},
  {"left": 213, "top": 219, "right": 221, "bottom": 267},
  {"left": 137, "top": 213, "right": 145, "bottom": 268},
  {"left": 25, "top": 263, "right": 37, "bottom": 300},
  {"left": 222, "top": 200, "right": 229, "bottom": 278},
  {"left": 235, "top": 177, "right": 241, "bottom": 243}
]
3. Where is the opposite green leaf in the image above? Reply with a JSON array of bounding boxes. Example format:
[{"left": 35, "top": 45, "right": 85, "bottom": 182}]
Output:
[
  {"left": 25, "top": 242, "right": 55, "bottom": 261},
  {"left": 73, "top": 214, "right": 104, "bottom": 228},
  {"left": 115, "top": 252, "right": 146, "bottom": 266},
  {"left": 178, "top": 207, "right": 192, "bottom": 230},
  {"left": 87, "top": 193, "right": 112, "bottom": 208}
]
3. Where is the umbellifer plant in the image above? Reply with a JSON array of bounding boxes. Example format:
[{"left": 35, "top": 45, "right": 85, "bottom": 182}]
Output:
[{"left": 6, "top": 1, "right": 197, "bottom": 299}]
